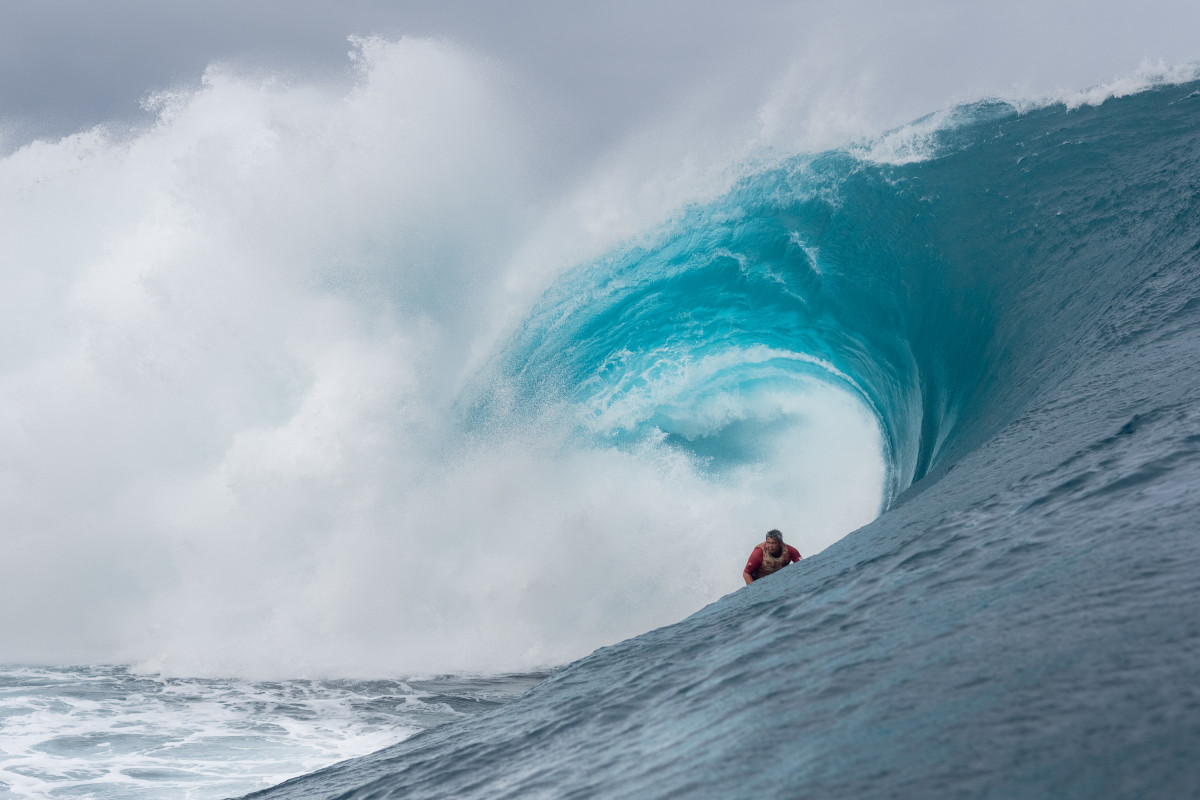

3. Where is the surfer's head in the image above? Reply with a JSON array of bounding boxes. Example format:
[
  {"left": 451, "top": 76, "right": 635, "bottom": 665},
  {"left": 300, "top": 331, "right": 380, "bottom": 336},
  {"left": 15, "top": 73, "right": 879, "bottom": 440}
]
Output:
[{"left": 765, "top": 529, "right": 783, "bottom": 555}]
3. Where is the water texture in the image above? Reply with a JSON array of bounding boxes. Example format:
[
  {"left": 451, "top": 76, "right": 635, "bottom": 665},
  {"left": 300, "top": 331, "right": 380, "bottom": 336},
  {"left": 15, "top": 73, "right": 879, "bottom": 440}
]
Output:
[
  {"left": 247, "top": 81, "right": 1200, "bottom": 798},
  {"left": 0, "top": 666, "right": 542, "bottom": 799}
]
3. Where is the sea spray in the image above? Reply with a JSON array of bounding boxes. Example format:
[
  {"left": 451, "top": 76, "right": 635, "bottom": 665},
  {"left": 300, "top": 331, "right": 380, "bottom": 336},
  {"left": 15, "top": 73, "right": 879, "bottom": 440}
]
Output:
[{"left": 0, "top": 37, "right": 885, "bottom": 678}]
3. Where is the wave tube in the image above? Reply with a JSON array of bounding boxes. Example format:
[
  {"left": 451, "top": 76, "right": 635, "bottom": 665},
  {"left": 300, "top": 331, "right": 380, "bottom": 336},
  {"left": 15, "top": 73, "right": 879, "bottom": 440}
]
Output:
[
  {"left": 250, "top": 78, "right": 1200, "bottom": 799},
  {"left": 472, "top": 108, "right": 1016, "bottom": 507}
]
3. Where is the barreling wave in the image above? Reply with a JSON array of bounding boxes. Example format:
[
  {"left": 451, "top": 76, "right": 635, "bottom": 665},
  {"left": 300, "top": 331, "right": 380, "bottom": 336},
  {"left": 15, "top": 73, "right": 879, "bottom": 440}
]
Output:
[
  {"left": 254, "top": 76, "right": 1200, "bottom": 798},
  {"left": 473, "top": 83, "right": 1200, "bottom": 507}
]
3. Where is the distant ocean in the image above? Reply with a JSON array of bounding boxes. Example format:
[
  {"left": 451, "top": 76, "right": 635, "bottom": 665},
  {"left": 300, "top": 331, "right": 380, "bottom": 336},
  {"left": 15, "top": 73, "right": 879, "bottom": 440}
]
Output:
[
  {"left": 2, "top": 41, "right": 1199, "bottom": 800},
  {"left": 0, "top": 666, "right": 542, "bottom": 798}
]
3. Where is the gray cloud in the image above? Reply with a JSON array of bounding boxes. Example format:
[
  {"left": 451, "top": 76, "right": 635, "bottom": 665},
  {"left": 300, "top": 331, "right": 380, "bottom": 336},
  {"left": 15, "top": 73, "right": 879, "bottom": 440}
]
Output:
[
  {"left": 5, "top": 0, "right": 1200, "bottom": 161},
  {"left": 0, "top": 0, "right": 799, "bottom": 153},
  {"left": 7, "top": 0, "right": 1200, "bottom": 157}
]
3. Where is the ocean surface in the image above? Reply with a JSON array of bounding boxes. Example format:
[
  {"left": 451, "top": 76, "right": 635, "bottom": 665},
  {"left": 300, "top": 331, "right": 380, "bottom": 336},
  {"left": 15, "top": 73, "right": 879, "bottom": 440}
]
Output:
[
  {"left": 3, "top": 45, "right": 1200, "bottom": 800},
  {"left": 238, "top": 79, "right": 1200, "bottom": 798},
  {"left": 0, "top": 667, "right": 543, "bottom": 798}
]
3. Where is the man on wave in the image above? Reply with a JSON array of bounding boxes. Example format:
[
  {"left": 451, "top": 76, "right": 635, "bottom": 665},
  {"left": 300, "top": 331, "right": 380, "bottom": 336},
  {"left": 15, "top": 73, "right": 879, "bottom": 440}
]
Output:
[{"left": 742, "top": 529, "right": 802, "bottom": 585}]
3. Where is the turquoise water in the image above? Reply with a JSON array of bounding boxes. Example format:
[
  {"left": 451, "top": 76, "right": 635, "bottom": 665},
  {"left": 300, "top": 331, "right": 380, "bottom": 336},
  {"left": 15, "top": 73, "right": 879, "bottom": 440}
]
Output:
[{"left": 250, "top": 80, "right": 1200, "bottom": 798}]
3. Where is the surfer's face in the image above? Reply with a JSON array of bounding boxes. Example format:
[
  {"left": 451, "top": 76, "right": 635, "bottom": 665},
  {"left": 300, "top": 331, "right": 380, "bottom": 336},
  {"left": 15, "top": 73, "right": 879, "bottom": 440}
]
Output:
[{"left": 765, "top": 539, "right": 782, "bottom": 556}]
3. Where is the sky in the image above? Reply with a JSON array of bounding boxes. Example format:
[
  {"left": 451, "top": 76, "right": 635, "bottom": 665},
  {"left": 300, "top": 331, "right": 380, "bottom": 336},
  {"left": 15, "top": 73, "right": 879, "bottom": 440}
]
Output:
[
  {"left": 1, "top": 0, "right": 796, "bottom": 156},
  {"left": 2, "top": 1, "right": 1199, "bottom": 676},
  {"left": 7, "top": 0, "right": 1199, "bottom": 157}
]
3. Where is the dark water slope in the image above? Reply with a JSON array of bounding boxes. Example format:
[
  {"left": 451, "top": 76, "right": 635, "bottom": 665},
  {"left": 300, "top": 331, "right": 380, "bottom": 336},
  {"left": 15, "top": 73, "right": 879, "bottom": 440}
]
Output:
[{"left": 246, "top": 81, "right": 1200, "bottom": 799}]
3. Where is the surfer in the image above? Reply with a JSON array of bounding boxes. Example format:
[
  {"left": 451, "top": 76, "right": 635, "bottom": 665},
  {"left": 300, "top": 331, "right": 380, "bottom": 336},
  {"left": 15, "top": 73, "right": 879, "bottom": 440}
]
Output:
[{"left": 742, "top": 529, "right": 802, "bottom": 584}]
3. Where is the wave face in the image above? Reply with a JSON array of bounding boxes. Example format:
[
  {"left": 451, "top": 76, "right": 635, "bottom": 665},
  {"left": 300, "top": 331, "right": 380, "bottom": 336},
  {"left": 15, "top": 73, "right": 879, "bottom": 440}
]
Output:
[{"left": 249, "top": 81, "right": 1200, "bottom": 797}]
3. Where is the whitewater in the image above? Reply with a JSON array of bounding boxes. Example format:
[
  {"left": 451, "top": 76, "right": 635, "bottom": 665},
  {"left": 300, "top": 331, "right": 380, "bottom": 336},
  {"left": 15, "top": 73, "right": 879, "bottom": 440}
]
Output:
[{"left": 2, "top": 35, "right": 1200, "bottom": 799}]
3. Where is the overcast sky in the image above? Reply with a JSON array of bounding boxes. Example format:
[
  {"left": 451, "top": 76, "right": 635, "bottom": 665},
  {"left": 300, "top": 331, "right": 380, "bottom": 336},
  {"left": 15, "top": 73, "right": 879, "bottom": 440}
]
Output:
[
  {"left": 0, "top": 0, "right": 803, "bottom": 153},
  {"left": 6, "top": 0, "right": 1199, "bottom": 159}
]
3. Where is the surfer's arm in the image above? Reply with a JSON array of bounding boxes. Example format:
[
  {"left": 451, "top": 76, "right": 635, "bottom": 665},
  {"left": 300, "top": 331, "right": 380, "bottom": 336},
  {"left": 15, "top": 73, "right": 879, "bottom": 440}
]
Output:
[{"left": 742, "top": 547, "right": 763, "bottom": 584}]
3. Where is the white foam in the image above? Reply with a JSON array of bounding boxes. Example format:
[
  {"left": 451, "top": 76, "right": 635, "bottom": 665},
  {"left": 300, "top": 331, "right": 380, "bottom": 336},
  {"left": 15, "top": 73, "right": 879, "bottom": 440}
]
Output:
[
  {"left": 1054, "top": 60, "right": 1200, "bottom": 110},
  {"left": 0, "top": 666, "right": 471, "bottom": 798},
  {"left": 843, "top": 59, "right": 1200, "bottom": 167},
  {"left": 0, "top": 37, "right": 888, "bottom": 678},
  {"left": 851, "top": 107, "right": 966, "bottom": 165}
]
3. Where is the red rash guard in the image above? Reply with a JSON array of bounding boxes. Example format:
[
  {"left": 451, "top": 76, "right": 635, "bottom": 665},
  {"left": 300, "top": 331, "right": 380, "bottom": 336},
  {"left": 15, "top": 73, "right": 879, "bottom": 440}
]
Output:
[{"left": 744, "top": 544, "right": 802, "bottom": 579}]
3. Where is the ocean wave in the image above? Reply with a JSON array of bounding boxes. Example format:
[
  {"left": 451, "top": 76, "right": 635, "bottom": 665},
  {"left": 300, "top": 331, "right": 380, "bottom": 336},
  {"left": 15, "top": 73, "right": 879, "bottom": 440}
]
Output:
[{"left": 249, "top": 74, "right": 1200, "bottom": 800}]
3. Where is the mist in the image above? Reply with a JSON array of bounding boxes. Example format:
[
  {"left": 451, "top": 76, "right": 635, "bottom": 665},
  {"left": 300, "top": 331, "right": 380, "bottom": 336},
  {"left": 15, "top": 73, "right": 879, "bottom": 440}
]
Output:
[{"left": 1, "top": 2, "right": 1197, "bottom": 676}]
